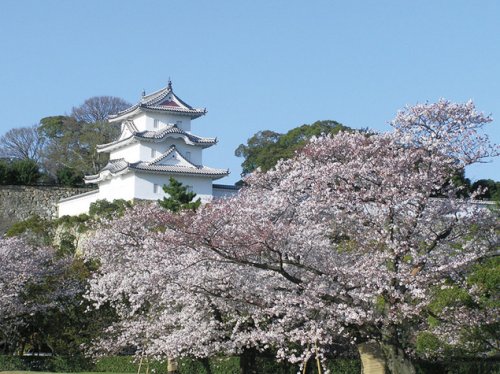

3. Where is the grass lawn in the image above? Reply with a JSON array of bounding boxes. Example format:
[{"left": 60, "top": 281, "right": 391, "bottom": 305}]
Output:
[{"left": 0, "top": 372, "right": 133, "bottom": 374}]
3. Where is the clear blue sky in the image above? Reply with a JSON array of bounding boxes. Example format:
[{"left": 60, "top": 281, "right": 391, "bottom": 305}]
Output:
[{"left": 1, "top": 0, "right": 499, "bottom": 184}]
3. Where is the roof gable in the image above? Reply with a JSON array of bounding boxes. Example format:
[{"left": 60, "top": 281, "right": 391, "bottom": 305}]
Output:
[
  {"left": 149, "top": 146, "right": 195, "bottom": 168},
  {"left": 108, "top": 81, "right": 206, "bottom": 121},
  {"left": 158, "top": 99, "right": 180, "bottom": 107},
  {"left": 119, "top": 121, "right": 137, "bottom": 140}
]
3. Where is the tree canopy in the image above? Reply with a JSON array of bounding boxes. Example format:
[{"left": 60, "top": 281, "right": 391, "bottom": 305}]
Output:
[
  {"left": 0, "top": 96, "right": 130, "bottom": 186},
  {"left": 71, "top": 96, "right": 130, "bottom": 124},
  {"left": 84, "top": 100, "right": 499, "bottom": 372},
  {"left": 235, "top": 120, "right": 351, "bottom": 175},
  {"left": 0, "top": 125, "right": 45, "bottom": 162}
]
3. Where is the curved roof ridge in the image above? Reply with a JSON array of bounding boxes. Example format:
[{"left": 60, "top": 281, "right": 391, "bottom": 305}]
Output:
[
  {"left": 85, "top": 154, "right": 229, "bottom": 183},
  {"left": 96, "top": 126, "right": 216, "bottom": 153},
  {"left": 124, "top": 120, "right": 138, "bottom": 133},
  {"left": 136, "top": 125, "right": 216, "bottom": 143},
  {"left": 109, "top": 84, "right": 205, "bottom": 120},
  {"left": 129, "top": 162, "right": 229, "bottom": 179},
  {"left": 84, "top": 158, "right": 130, "bottom": 184}
]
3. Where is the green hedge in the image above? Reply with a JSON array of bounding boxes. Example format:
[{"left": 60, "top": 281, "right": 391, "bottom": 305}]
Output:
[
  {"left": 0, "top": 355, "right": 91, "bottom": 372},
  {"left": 414, "top": 359, "right": 500, "bottom": 374},
  {"left": 95, "top": 356, "right": 241, "bottom": 374},
  {"left": 1, "top": 355, "right": 498, "bottom": 373}
]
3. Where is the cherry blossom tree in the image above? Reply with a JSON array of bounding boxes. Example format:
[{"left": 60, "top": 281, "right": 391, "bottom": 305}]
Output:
[
  {"left": 84, "top": 204, "right": 267, "bottom": 370},
  {"left": 0, "top": 237, "right": 74, "bottom": 354},
  {"left": 85, "top": 100, "right": 499, "bottom": 373}
]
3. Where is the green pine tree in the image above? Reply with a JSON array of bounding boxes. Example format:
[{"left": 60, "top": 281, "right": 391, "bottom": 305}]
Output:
[{"left": 159, "top": 177, "right": 201, "bottom": 212}]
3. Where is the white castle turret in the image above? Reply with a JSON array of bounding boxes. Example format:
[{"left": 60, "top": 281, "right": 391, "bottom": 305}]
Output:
[{"left": 58, "top": 82, "right": 234, "bottom": 216}]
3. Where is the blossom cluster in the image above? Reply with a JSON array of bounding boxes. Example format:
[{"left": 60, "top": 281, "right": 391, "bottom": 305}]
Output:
[{"left": 83, "top": 101, "right": 499, "bottom": 365}]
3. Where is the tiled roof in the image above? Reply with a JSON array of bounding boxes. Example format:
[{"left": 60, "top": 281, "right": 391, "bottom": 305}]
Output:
[
  {"left": 108, "top": 82, "right": 206, "bottom": 120},
  {"left": 129, "top": 162, "right": 229, "bottom": 177},
  {"left": 213, "top": 184, "right": 241, "bottom": 191},
  {"left": 136, "top": 126, "right": 216, "bottom": 144},
  {"left": 85, "top": 152, "right": 229, "bottom": 183},
  {"left": 96, "top": 125, "right": 217, "bottom": 152},
  {"left": 136, "top": 145, "right": 229, "bottom": 177},
  {"left": 124, "top": 120, "right": 138, "bottom": 133},
  {"left": 101, "top": 158, "right": 129, "bottom": 173},
  {"left": 84, "top": 159, "right": 129, "bottom": 183}
]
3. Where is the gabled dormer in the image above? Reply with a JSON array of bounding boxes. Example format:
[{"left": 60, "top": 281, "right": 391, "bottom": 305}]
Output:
[{"left": 149, "top": 146, "right": 196, "bottom": 168}]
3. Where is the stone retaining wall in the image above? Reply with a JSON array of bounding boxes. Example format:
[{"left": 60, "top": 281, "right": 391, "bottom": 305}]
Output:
[{"left": 0, "top": 185, "right": 95, "bottom": 233}]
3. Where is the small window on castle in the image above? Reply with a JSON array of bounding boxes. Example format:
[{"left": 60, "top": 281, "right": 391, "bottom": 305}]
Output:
[
  {"left": 154, "top": 119, "right": 159, "bottom": 128},
  {"left": 186, "top": 185, "right": 193, "bottom": 193},
  {"left": 150, "top": 148, "right": 156, "bottom": 158},
  {"left": 176, "top": 120, "right": 182, "bottom": 126},
  {"left": 185, "top": 151, "right": 191, "bottom": 161},
  {"left": 154, "top": 184, "right": 160, "bottom": 194}
]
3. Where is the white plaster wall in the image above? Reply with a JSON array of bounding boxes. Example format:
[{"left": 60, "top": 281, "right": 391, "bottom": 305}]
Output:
[
  {"left": 98, "top": 173, "right": 136, "bottom": 201},
  {"left": 131, "top": 113, "right": 147, "bottom": 131},
  {"left": 59, "top": 172, "right": 217, "bottom": 216},
  {"left": 58, "top": 190, "right": 100, "bottom": 217},
  {"left": 110, "top": 143, "right": 141, "bottom": 163},
  {"left": 119, "top": 125, "right": 133, "bottom": 140},
  {"left": 145, "top": 113, "right": 192, "bottom": 132},
  {"left": 134, "top": 172, "right": 213, "bottom": 203}
]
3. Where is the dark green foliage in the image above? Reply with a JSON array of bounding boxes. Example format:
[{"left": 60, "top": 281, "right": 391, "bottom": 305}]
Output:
[
  {"left": 56, "top": 166, "right": 85, "bottom": 187},
  {"left": 58, "top": 232, "right": 77, "bottom": 256},
  {"left": 38, "top": 113, "right": 121, "bottom": 182},
  {"left": 0, "top": 355, "right": 92, "bottom": 372},
  {"left": 10, "top": 158, "right": 41, "bottom": 184},
  {"left": 6, "top": 213, "right": 91, "bottom": 251},
  {"left": 39, "top": 116, "right": 94, "bottom": 179},
  {"left": 0, "top": 159, "right": 10, "bottom": 184},
  {"left": 472, "top": 179, "right": 500, "bottom": 201},
  {"left": 56, "top": 213, "right": 91, "bottom": 230},
  {"left": 235, "top": 130, "right": 281, "bottom": 175},
  {"left": 39, "top": 115, "right": 73, "bottom": 139},
  {"left": 415, "top": 332, "right": 445, "bottom": 358},
  {"left": 6, "top": 256, "right": 118, "bottom": 359},
  {"left": 159, "top": 177, "right": 201, "bottom": 212},
  {"left": 93, "top": 355, "right": 356, "bottom": 374},
  {"left": 94, "top": 356, "right": 241, "bottom": 374},
  {"left": 0, "top": 158, "right": 41, "bottom": 185},
  {"left": 327, "top": 358, "right": 362, "bottom": 373},
  {"left": 235, "top": 120, "right": 350, "bottom": 175},
  {"left": 1, "top": 355, "right": 498, "bottom": 374},
  {"left": 414, "top": 359, "right": 500, "bottom": 374},
  {"left": 0, "top": 355, "right": 25, "bottom": 371},
  {"left": 5, "top": 215, "right": 53, "bottom": 245},
  {"left": 89, "top": 199, "right": 133, "bottom": 219},
  {"left": 41, "top": 259, "right": 118, "bottom": 358},
  {"left": 438, "top": 170, "right": 500, "bottom": 201},
  {"left": 450, "top": 169, "right": 472, "bottom": 197},
  {"left": 421, "top": 258, "right": 500, "bottom": 358}
]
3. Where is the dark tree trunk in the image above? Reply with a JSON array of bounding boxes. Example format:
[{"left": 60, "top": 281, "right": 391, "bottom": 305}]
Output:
[
  {"left": 201, "top": 357, "right": 213, "bottom": 374},
  {"left": 240, "top": 348, "right": 258, "bottom": 374}
]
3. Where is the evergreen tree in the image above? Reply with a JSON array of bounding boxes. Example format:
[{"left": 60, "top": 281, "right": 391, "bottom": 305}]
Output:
[
  {"left": 159, "top": 177, "right": 201, "bottom": 212},
  {"left": 235, "top": 120, "right": 350, "bottom": 176}
]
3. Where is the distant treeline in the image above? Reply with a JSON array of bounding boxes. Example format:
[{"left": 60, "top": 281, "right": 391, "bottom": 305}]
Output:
[{"left": 0, "top": 96, "right": 130, "bottom": 187}]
